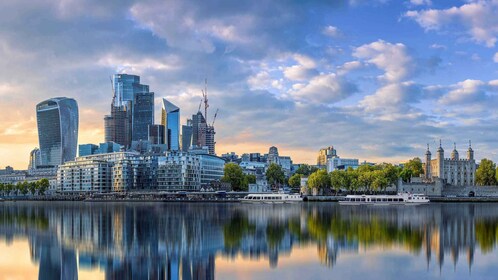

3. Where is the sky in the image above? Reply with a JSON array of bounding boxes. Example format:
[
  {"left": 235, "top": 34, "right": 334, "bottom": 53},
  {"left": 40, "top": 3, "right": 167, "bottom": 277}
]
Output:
[{"left": 1, "top": 0, "right": 498, "bottom": 169}]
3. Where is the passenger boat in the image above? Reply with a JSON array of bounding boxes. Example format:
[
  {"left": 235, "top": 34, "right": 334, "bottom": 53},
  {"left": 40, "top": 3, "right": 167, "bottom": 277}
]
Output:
[
  {"left": 241, "top": 193, "right": 303, "bottom": 203},
  {"left": 339, "top": 193, "right": 429, "bottom": 205}
]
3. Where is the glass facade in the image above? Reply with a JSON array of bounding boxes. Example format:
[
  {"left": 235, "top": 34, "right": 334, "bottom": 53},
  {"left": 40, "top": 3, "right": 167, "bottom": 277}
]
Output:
[
  {"left": 148, "top": 124, "right": 165, "bottom": 145},
  {"left": 37, "top": 97, "right": 78, "bottom": 166},
  {"left": 161, "top": 99, "right": 180, "bottom": 151},
  {"left": 181, "top": 119, "right": 193, "bottom": 152},
  {"left": 111, "top": 74, "right": 152, "bottom": 143},
  {"left": 132, "top": 92, "right": 154, "bottom": 142},
  {"left": 78, "top": 144, "right": 98, "bottom": 157}
]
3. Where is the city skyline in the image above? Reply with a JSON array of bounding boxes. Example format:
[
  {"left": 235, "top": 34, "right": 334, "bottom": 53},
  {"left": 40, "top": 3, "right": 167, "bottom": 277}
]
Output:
[{"left": 2, "top": 0, "right": 498, "bottom": 169}]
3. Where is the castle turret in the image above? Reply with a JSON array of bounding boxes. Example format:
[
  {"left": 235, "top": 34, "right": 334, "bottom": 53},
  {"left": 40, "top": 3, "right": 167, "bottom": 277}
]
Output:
[
  {"left": 425, "top": 144, "right": 432, "bottom": 180},
  {"left": 467, "top": 140, "right": 474, "bottom": 161},
  {"left": 437, "top": 140, "right": 444, "bottom": 178},
  {"left": 451, "top": 142, "right": 459, "bottom": 160}
]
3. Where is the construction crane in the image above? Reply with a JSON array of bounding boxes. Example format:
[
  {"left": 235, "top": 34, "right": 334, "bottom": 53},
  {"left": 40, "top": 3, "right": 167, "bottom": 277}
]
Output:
[
  {"left": 109, "top": 76, "right": 116, "bottom": 106},
  {"left": 203, "top": 78, "right": 209, "bottom": 120},
  {"left": 197, "top": 98, "right": 203, "bottom": 113},
  {"left": 211, "top": 109, "right": 219, "bottom": 127}
]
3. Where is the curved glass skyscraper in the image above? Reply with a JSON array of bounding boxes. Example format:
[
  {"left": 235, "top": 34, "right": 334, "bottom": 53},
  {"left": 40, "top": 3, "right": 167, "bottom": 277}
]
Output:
[{"left": 36, "top": 97, "right": 79, "bottom": 166}]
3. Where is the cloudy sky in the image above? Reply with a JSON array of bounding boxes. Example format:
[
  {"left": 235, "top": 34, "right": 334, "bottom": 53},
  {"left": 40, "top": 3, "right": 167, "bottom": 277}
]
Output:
[{"left": 1, "top": 0, "right": 498, "bottom": 169}]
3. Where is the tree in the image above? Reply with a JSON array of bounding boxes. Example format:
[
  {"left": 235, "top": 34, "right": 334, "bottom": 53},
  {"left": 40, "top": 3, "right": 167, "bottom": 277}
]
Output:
[
  {"left": 371, "top": 170, "right": 389, "bottom": 190},
  {"left": 382, "top": 164, "right": 400, "bottom": 187},
  {"left": 28, "top": 182, "right": 37, "bottom": 195},
  {"left": 288, "top": 173, "right": 302, "bottom": 189},
  {"left": 38, "top": 178, "right": 50, "bottom": 195},
  {"left": 18, "top": 181, "right": 29, "bottom": 196},
  {"left": 359, "top": 171, "right": 374, "bottom": 191},
  {"left": 476, "top": 159, "right": 497, "bottom": 186},
  {"left": 403, "top": 157, "right": 424, "bottom": 177},
  {"left": 330, "top": 170, "right": 348, "bottom": 191},
  {"left": 307, "top": 169, "right": 331, "bottom": 190},
  {"left": 347, "top": 170, "right": 361, "bottom": 191},
  {"left": 222, "top": 163, "right": 248, "bottom": 191},
  {"left": 246, "top": 174, "right": 256, "bottom": 185},
  {"left": 294, "top": 164, "right": 319, "bottom": 176},
  {"left": 266, "top": 163, "right": 285, "bottom": 189}
]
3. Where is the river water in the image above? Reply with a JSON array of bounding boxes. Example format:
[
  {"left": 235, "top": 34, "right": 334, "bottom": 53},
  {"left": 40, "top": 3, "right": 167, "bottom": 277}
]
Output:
[{"left": 0, "top": 201, "right": 497, "bottom": 279}]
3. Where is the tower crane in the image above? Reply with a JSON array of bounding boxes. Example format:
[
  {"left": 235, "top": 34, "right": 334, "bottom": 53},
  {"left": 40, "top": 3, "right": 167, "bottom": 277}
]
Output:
[{"left": 211, "top": 109, "right": 219, "bottom": 127}]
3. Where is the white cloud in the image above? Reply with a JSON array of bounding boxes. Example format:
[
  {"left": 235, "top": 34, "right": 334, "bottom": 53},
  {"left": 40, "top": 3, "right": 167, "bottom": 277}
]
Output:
[
  {"left": 430, "top": 44, "right": 446, "bottom": 50},
  {"left": 409, "top": 0, "right": 431, "bottom": 6},
  {"left": 323, "top": 25, "right": 340, "bottom": 37},
  {"left": 353, "top": 40, "right": 414, "bottom": 83},
  {"left": 97, "top": 53, "right": 182, "bottom": 73},
  {"left": 359, "top": 82, "right": 423, "bottom": 120},
  {"left": 283, "top": 65, "right": 317, "bottom": 81},
  {"left": 406, "top": 1, "right": 498, "bottom": 47},
  {"left": 494, "top": 52, "right": 498, "bottom": 63},
  {"left": 288, "top": 73, "right": 357, "bottom": 104},
  {"left": 337, "top": 61, "right": 363, "bottom": 75},
  {"left": 438, "top": 79, "right": 498, "bottom": 108}
]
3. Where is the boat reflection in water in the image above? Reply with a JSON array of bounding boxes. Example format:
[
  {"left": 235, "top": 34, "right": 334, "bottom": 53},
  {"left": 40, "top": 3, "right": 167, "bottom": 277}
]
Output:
[{"left": 2, "top": 202, "right": 498, "bottom": 279}]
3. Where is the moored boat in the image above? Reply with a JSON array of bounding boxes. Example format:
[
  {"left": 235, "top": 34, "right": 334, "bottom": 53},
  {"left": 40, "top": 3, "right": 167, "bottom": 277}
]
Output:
[
  {"left": 339, "top": 193, "right": 429, "bottom": 205},
  {"left": 241, "top": 193, "right": 303, "bottom": 203}
]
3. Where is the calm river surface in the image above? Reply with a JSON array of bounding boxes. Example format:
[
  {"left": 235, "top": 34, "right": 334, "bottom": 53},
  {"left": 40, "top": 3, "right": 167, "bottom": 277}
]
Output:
[{"left": 1, "top": 202, "right": 498, "bottom": 279}]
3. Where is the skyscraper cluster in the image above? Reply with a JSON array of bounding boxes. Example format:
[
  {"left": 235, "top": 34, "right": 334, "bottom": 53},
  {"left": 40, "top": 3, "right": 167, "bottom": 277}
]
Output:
[
  {"left": 103, "top": 73, "right": 216, "bottom": 156},
  {"left": 104, "top": 74, "right": 154, "bottom": 148}
]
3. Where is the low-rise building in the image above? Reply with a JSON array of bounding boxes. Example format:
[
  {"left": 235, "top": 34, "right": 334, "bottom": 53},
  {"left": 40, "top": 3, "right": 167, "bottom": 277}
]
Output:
[
  {"left": 326, "top": 157, "right": 359, "bottom": 172},
  {"left": 57, "top": 159, "right": 112, "bottom": 193},
  {"left": 157, "top": 152, "right": 200, "bottom": 191},
  {"left": 199, "top": 154, "right": 225, "bottom": 188}
]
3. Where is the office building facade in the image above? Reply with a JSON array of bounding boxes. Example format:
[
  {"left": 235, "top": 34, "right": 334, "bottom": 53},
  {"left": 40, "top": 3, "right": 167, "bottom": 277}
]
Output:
[
  {"left": 28, "top": 148, "right": 42, "bottom": 170},
  {"left": 161, "top": 99, "right": 180, "bottom": 151},
  {"left": 105, "top": 74, "right": 152, "bottom": 147},
  {"left": 148, "top": 124, "right": 165, "bottom": 145},
  {"left": 181, "top": 119, "right": 193, "bottom": 152},
  {"left": 132, "top": 92, "right": 154, "bottom": 142},
  {"left": 191, "top": 112, "right": 216, "bottom": 155},
  {"left": 36, "top": 97, "right": 79, "bottom": 166},
  {"left": 157, "top": 152, "right": 200, "bottom": 191}
]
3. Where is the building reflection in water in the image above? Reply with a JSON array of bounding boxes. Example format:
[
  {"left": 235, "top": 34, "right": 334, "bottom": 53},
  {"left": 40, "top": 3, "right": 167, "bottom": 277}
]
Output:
[{"left": 1, "top": 202, "right": 498, "bottom": 279}]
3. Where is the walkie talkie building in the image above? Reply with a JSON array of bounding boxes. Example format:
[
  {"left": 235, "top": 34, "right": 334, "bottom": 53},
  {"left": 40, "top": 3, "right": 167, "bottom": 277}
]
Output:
[{"left": 36, "top": 97, "right": 79, "bottom": 166}]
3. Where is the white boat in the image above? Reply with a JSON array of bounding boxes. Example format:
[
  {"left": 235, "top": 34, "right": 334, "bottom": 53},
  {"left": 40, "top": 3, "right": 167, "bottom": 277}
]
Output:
[
  {"left": 339, "top": 193, "right": 429, "bottom": 205},
  {"left": 241, "top": 193, "right": 303, "bottom": 203}
]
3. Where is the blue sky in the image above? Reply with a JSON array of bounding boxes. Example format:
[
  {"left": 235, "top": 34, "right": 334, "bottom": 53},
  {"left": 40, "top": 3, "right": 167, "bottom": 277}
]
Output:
[{"left": 0, "top": 0, "right": 498, "bottom": 168}]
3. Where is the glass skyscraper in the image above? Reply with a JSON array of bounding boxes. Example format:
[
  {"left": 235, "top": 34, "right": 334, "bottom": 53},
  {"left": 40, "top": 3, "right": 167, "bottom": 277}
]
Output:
[
  {"left": 36, "top": 97, "right": 79, "bottom": 166},
  {"left": 161, "top": 99, "right": 180, "bottom": 151},
  {"left": 106, "top": 74, "right": 153, "bottom": 145},
  {"left": 181, "top": 119, "right": 193, "bottom": 152},
  {"left": 132, "top": 92, "right": 154, "bottom": 142}
]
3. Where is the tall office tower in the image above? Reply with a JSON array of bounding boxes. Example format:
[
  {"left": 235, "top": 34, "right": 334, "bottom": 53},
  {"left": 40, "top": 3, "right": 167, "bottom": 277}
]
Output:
[
  {"left": 132, "top": 92, "right": 154, "bottom": 142},
  {"left": 148, "top": 124, "right": 165, "bottom": 145},
  {"left": 28, "top": 148, "right": 41, "bottom": 170},
  {"left": 192, "top": 112, "right": 206, "bottom": 148},
  {"left": 191, "top": 112, "right": 215, "bottom": 155},
  {"left": 106, "top": 74, "right": 152, "bottom": 145},
  {"left": 205, "top": 126, "right": 215, "bottom": 155},
  {"left": 104, "top": 104, "right": 131, "bottom": 148},
  {"left": 113, "top": 74, "right": 149, "bottom": 103},
  {"left": 161, "top": 99, "right": 180, "bottom": 151},
  {"left": 181, "top": 119, "right": 193, "bottom": 152},
  {"left": 36, "top": 97, "right": 79, "bottom": 166}
]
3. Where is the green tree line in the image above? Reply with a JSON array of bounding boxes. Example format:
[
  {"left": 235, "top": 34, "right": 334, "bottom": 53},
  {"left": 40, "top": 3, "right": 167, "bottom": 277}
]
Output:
[{"left": 0, "top": 178, "right": 50, "bottom": 196}]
